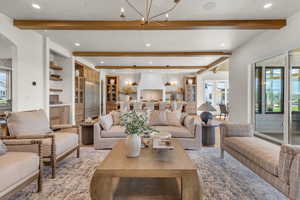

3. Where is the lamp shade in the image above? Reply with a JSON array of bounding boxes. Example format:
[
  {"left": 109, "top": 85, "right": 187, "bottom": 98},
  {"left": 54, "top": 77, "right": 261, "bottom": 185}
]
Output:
[{"left": 198, "top": 102, "right": 216, "bottom": 112}]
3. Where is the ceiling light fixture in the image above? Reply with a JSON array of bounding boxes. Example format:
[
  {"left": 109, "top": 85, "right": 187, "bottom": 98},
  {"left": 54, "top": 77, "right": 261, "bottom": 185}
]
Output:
[
  {"left": 74, "top": 43, "right": 80, "bottom": 46},
  {"left": 100, "top": 61, "right": 104, "bottom": 64},
  {"left": 221, "top": 43, "right": 225, "bottom": 47},
  {"left": 145, "top": 43, "right": 151, "bottom": 47},
  {"left": 120, "top": 0, "right": 181, "bottom": 24},
  {"left": 264, "top": 3, "right": 273, "bottom": 9},
  {"left": 32, "top": 3, "right": 41, "bottom": 9}
]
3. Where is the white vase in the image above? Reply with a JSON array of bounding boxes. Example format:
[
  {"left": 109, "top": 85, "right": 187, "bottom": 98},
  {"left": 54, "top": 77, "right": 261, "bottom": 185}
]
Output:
[{"left": 125, "top": 134, "right": 141, "bottom": 158}]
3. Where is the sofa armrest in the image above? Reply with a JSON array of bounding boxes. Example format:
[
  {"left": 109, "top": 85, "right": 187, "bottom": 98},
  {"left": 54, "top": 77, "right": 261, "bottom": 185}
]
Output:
[
  {"left": 194, "top": 123, "right": 202, "bottom": 144},
  {"left": 94, "top": 122, "right": 102, "bottom": 141},
  {"left": 220, "top": 123, "right": 253, "bottom": 138}
]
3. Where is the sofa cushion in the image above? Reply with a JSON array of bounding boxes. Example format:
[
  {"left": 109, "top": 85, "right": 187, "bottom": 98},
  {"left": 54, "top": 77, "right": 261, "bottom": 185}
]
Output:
[
  {"left": 149, "top": 111, "right": 168, "bottom": 126},
  {"left": 166, "top": 111, "right": 181, "bottom": 127},
  {"left": 101, "top": 126, "right": 127, "bottom": 138},
  {"left": 7, "top": 109, "right": 52, "bottom": 136},
  {"left": 0, "top": 152, "right": 39, "bottom": 194},
  {"left": 224, "top": 137, "right": 280, "bottom": 176},
  {"left": 153, "top": 126, "right": 194, "bottom": 138},
  {"left": 0, "top": 140, "right": 7, "bottom": 156},
  {"left": 100, "top": 114, "right": 113, "bottom": 131},
  {"left": 42, "top": 132, "right": 78, "bottom": 157}
]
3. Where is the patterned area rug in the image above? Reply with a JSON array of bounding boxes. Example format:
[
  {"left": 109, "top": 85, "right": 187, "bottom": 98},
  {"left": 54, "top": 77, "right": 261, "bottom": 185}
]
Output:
[{"left": 9, "top": 147, "right": 286, "bottom": 200}]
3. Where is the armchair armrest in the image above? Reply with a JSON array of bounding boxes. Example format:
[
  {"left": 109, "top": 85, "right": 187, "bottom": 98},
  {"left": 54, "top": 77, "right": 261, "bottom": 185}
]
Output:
[
  {"left": 51, "top": 124, "right": 78, "bottom": 130},
  {"left": 1, "top": 133, "right": 54, "bottom": 140},
  {"left": 3, "top": 139, "right": 43, "bottom": 156},
  {"left": 278, "top": 145, "right": 300, "bottom": 199}
]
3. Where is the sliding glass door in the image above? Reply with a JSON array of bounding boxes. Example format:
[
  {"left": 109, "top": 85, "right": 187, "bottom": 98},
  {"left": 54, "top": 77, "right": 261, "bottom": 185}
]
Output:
[
  {"left": 289, "top": 49, "right": 300, "bottom": 145},
  {"left": 254, "top": 54, "right": 286, "bottom": 143}
]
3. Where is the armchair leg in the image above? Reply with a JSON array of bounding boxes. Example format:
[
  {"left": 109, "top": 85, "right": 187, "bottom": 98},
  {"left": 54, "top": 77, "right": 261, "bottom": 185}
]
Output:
[
  {"left": 51, "top": 157, "right": 56, "bottom": 179},
  {"left": 37, "top": 173, "right": 42, "bottom": 192},
  {"left": 221, "top": 149, "right": 224, "bottom": 159},
  {"left": 77, "top": 146, "right": 80, "bottom": 158}
]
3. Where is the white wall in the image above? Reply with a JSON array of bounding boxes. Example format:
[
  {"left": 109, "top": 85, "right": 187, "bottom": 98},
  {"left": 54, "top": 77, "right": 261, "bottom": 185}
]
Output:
[
  {"left": 0, "top": 13, "right": 45, "bottom": 111},
  {"left": 230, "top": 11, "right": 300, "bottom": 123}
]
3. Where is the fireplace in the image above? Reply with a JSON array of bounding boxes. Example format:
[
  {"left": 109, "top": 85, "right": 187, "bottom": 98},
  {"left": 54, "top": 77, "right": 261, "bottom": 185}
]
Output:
[{"left": 141, "top": 89, "right": 163, "bottom": 101}]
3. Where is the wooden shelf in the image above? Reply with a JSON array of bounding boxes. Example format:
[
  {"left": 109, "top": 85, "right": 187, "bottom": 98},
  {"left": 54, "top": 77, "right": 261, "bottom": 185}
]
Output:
[
  {"left": 50, "top": 63, "right": 63, "bottom": 70},
  {"left": 50, "top": 88, "right": 63, "bottom": 92},
  {"left": 50, "top": 77, "right": 63, "bottom": 81}
]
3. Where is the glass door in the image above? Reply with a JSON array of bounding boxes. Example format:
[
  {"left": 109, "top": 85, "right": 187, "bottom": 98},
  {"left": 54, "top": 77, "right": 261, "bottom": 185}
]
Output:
[
  {"left": 254, "top": 54, "right": 286, "bottom": 143},
  {"left": 289, "top": 49, "right": 300, "bottom": 145}
]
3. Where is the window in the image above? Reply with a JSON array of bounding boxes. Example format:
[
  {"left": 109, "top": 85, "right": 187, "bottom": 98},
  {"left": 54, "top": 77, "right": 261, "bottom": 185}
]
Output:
[
  {"left": 0, "top": 69, "right": 11, "bottom": 106},
  {"left": 255, "top": 67, "right": 263, "bottom": 113},
  {"left": 265, "top": 67, "right": 284, "bottom": 113},
  {"left": 291, "top": 67, "right": 300, "bottom": 112}
]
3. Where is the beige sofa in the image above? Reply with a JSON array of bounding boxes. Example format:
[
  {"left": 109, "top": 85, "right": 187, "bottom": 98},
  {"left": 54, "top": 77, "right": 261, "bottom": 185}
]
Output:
[
  {"left": 94, "top": 112, "right": 202, "bottom": 150},
  {"left": 0, "top": 139, "right": 42, "bottom": 200},
  {"left": 4, "top": 110, "right": 80, "bottom": 179},
  {"left": 220, "top": 123, "right": 300, "bottom": 200}
]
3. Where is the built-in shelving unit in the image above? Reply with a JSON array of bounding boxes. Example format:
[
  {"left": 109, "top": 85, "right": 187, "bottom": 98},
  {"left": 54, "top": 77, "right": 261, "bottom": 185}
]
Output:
[
  {"left": 106, "top": 75, "right": 119, "bottom": 113},
  {"left": 184, "top": 75, "right": 197, "bottom": 102}
]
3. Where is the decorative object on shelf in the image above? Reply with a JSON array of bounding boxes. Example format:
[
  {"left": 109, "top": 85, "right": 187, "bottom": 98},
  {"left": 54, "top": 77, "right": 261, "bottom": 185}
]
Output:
[
  {"left": 120, "top": 0, "right": 181, "bottom": 24},
  {"left": 110, "top": 79, "right": 115, "bottom": 85},
  {"left": 198, "top": 102, "right": 217, "bottom": 124},
  {"left": 120, "top": 111, "right": 157, "bottom": 157},
  {"left": 188, "top": 79, "right": 194, "bottom": 85}
]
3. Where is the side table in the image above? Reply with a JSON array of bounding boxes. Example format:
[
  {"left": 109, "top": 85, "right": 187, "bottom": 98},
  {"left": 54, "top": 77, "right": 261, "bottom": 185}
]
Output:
[
  {"left": 80, "top": 121, "right": 97, "bottom": 145},
  {"left": 202, "top": 122, "right": 219, "bottom": 146}
]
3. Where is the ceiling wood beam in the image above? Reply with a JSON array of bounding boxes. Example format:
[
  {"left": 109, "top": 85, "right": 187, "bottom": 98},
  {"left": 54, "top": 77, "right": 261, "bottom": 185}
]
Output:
[
  {"left": 197, "top": 57, "right": 229, "bottom": 74},
  {"left": 14, "top": 19, "right": 287, "bottom": 30},
  {"left": 95, "top": 65, "right": 209, "bottom": 70},
  {"left": 73, "top": 51, "right": 232, "bottom": 57}
]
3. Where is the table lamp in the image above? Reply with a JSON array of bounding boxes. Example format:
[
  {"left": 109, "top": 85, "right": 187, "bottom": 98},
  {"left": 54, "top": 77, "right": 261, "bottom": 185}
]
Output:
[{"left": 198, "top": 102, "right": 216, "bottom": 124}]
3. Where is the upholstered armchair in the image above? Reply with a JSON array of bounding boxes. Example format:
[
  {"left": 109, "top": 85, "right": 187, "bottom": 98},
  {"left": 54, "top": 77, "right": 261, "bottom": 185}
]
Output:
[
  {"left": 0, "top": 139, "right": 43, "bottom": 200},
  {"left": 3, "top": 109, "right": 80, "bottom": 179}
]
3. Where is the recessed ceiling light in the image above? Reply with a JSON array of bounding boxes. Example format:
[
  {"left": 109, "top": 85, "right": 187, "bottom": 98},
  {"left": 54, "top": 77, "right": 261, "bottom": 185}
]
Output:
[
  {"left": 203, "top": 2, "right": 216, "bottom": 10},
  {"left": 221, "top": 43, "right": 225, "bottom": 47},
  {"left": 74, "top": 43, "right": 80, "bottom": 47},
  {"left": 32, "top": 3, "right": 41, "bottom": 10},
  {"left": 100, "top": 61, "right": 104, "bottom": 64},
  {"left": 264, "top": 3, "right": 273, "bottom": 9},
  {"left": 149, "top": 61, "right": 153, "bottom": 64},
  {"left": 149, "top": 70, "right": 153, "bottom": 72},
  {"left": 145, "top": 43, "right": 151, "bottom": 47}
]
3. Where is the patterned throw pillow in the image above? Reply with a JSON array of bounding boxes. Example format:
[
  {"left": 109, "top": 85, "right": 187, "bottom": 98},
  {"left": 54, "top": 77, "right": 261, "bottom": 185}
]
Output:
[
  {"left": 110, "top": 111, "right": 121, "bottom": 125},
  {"left": 99, "top": 114, "right": 113, "bottom": 131},
  {"left": 149, "top": 111, "right": 168, "bottom": 126},
  {"left": 0, "top": 140, "right": 7, "bottom": 156},
  {"left": 166, "top": 111, "right": 182, "bottom": 127}
]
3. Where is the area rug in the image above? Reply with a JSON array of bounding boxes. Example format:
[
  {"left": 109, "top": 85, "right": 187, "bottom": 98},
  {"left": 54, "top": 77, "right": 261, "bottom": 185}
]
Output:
[{"left": 9, "top": 147, "right": 287, "bottom": 200}]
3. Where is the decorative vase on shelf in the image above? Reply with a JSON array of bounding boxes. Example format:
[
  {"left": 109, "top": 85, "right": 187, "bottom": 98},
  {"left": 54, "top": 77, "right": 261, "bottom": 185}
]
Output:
[{"left": 125, "top": 134, "right": 141, "bottom": 157}]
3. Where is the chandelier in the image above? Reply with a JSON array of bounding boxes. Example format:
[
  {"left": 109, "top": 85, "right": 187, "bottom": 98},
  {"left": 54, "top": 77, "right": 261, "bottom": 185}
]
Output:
[{"left": 120, "top": 0, "right": 181, "bottom": 24}]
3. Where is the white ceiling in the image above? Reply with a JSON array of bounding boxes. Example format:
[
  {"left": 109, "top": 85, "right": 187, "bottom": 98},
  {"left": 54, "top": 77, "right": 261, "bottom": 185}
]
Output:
[
  {"left": 1, "top": 0, "right": 300, "bottom": 69},
  {"left": 81, "top": 55, "right": 221, "bottom": 66},
  {"left": 1, "top": 0, "right": 300, "bottom": 20}
]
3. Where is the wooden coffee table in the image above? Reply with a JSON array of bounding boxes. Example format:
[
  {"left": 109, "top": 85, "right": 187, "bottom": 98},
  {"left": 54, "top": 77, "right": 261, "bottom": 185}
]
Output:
[{"left": 90, "top": 139, "right": 202, "bottom": 200}]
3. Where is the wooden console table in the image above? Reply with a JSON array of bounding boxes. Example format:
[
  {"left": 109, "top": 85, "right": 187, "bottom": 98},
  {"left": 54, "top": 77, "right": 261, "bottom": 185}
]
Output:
[{"left": 90, "top": 140, "right": 202, "bottom": 200}]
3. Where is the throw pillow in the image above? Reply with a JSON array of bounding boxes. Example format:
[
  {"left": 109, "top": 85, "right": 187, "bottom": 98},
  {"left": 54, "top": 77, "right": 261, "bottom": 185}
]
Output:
[
  {"left": 166, "top": 111, "right": 182, "bottom": 127},
  {"left": 149, "top": 111, "right": 168, "bottom": 126},
  {"left": 100, "top": 114, "right": 113, "bottom": 131},
  {"left": 111, "top": 111, "right": 121, "bottom": 125},
  {"left": 184, "top": 115, "right": 196, "bottom": 135},
  {"left": 0, "top": 140, "right": 7, "bottom": 156},
  {"left": 7, "top": 110, "right": 53, "bottom": 136}
]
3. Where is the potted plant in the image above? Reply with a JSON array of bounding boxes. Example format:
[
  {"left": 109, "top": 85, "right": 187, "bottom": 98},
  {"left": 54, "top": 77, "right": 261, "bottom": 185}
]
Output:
[{"left": 120, "top": 111, "right": 157, "bottom": 157}]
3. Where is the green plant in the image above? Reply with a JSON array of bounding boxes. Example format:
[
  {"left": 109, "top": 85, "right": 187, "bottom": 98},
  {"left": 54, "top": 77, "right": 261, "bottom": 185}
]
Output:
[{"left": 120, "top": 111, "right": 157, "bottom": 135}]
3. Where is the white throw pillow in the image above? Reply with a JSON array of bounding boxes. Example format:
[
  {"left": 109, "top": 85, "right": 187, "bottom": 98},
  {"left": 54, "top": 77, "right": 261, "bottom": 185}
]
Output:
[
  {"left": 184, "top": 115, "right": 196, "bottom": 135},
  {"left": 166, "top": 111, "right": 182, "bottom": 127},
  {"left": 0, "top": 140, "right": 7, "bottom": 156},
  {"left": 149, "top": 111, "right": 168, "bottom": 126},
  {"left": 100, "top": 114, "right": 113, "bottom": 131}
]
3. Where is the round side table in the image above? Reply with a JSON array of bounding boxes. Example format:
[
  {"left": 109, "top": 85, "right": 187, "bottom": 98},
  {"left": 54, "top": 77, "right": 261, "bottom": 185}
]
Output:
[{"left": 202, "top": 122, "right": 219, "bottom": 146}]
